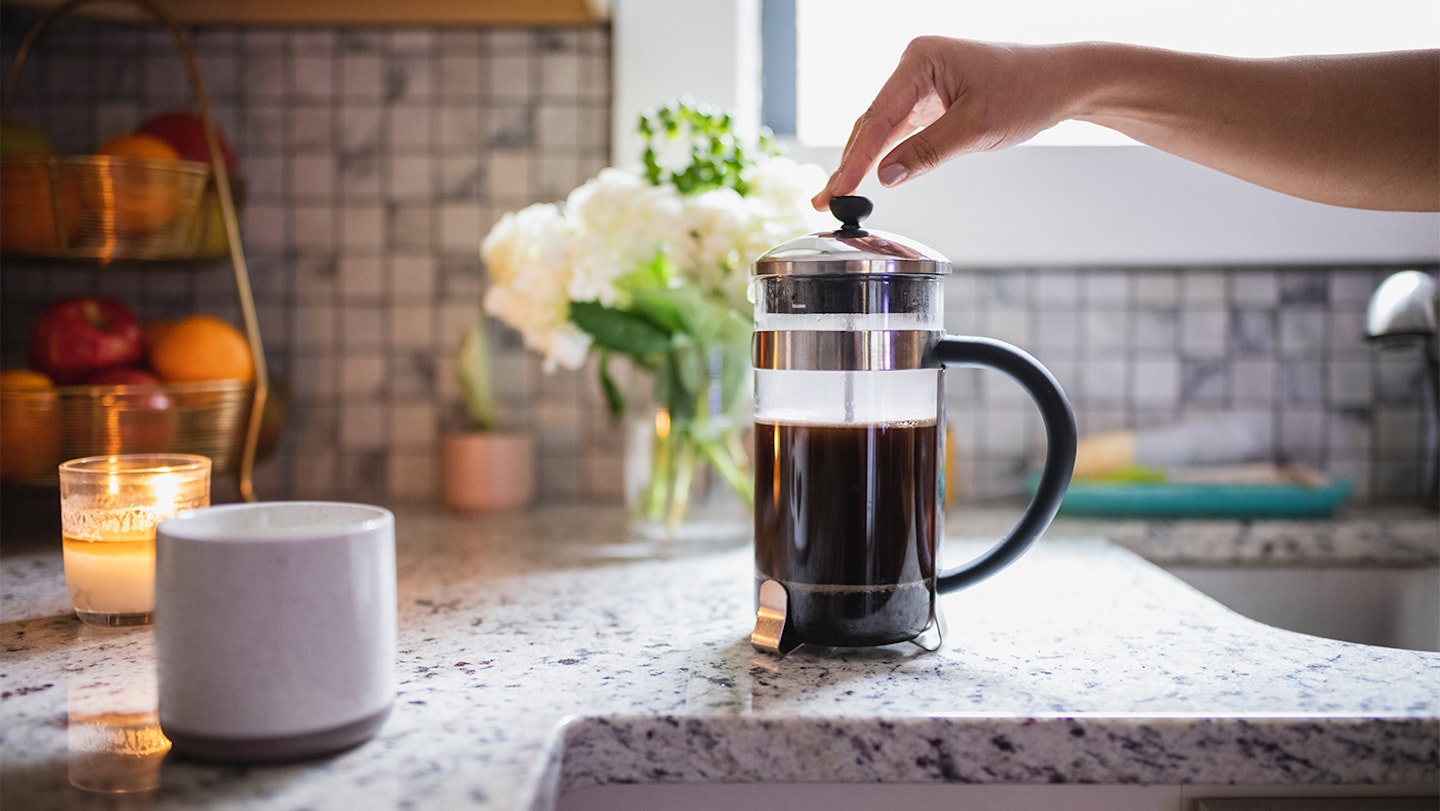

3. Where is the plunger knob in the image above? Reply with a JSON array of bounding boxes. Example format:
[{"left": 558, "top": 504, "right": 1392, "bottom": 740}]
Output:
[{"left": 829, "top": 195, "right": 872, "bottom": 237}]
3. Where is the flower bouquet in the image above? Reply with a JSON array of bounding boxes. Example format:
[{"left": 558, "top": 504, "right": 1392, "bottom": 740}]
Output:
[{"left": 481, "top": 99, "right": 827, "bottom": 540}]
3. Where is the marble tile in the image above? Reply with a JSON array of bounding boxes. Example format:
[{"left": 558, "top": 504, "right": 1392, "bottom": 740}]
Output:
[
  {"left": 1231, "top": 270, "right": 1279, "bottom": 306},
  {"left": 1033, "top": 268, "right": 1079, "bottom": 305},
  {"left": 1131, "top": 357, "right": 1179, "bottom": 408},
  {"left": 1228, "top": 309, "right": 1276, "bottom": 356},
  {"left": 1179, "top": 307, "right": 1228, "bottom": 355},
  {"left": 1180, "top": 268, "right": 1226, "bottom": 304},
  {"left": 1132, "top": 309, "right": 1179, "bottom": 351},
  {"left": 1324, "top": 355, "right": 1370, "bottom": 409},
  {"left": 1179, "top": 357, "right": 1228, "bottom": 405},
  {"left": 1081, "top": 270, "right": 1130, "bottom": 304},
  {"left": 1281, "top": 359, "right": 1325, "bottom": 405},
  {"left": 1279, "top": 272, "right": 1329, "bottom": 305},
  {"left": 1278, "top": 307, "right": 1328, "bottom": 356},
  {"left": 1132, "top": 273, "right": 1180, "bottom": 306},
  {"left": 341, "top": 353, "right": 387, "bottom": 396}
]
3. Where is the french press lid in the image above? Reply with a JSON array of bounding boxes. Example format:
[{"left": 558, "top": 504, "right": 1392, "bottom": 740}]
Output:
[{"left": 753, "top": 195, "right": 951, "bottom": 277}]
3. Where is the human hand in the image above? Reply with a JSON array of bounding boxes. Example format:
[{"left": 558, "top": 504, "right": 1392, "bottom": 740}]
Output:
[
  {"left": 814, "top": 39, "right": 1440, "bottom": 212},
  {"left": 812, "top": 37, "right": 1081, "bottom": 210}
]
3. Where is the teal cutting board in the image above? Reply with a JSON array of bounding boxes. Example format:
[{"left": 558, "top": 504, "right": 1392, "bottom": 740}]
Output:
[{"left": 1026, "top": 474, "right": 1354, "bottom": 519}]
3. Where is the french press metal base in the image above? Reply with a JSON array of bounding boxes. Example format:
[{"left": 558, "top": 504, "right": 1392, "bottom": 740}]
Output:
[
  {"left": 751, "top": 579, "right": 801, "bottom": 655},
  {"left": 750, "top": 579, "right": 945, "bottom": 656}
]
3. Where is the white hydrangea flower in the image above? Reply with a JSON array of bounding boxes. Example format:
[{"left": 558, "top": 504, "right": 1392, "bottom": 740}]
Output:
[
  {"left": 481, "top": 202, "right": 594, "bottom": 372},
  {"left": 480, "top": 147, "right": 830, "bottom": 373}
]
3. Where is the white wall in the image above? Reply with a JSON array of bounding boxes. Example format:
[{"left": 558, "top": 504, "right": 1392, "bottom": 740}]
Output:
[{"left": 611, "top": 0, "right": 761, "bottom": 169}]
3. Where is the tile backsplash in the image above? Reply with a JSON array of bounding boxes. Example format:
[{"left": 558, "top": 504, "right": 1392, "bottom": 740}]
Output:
[{"left": 2, "top": 10, "right": 1434, "bottom": 507}]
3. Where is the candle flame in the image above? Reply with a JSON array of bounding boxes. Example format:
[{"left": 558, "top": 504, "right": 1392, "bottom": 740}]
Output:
[{"left": 151, "top": 472, "right": 180, "bottom": 511}]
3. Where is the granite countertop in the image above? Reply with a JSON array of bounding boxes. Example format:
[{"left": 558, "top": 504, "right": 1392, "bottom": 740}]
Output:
[
  {"left": 960, "top": 502, "right": 1440, "bottom": 567},
  {"left": 1, "top": 504, "right": 1437, "bottom": 810}
]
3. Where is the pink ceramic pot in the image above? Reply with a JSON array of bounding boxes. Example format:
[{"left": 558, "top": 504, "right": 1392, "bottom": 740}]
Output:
[{"left": 442, "top": 431, "right": 536, "bottom": 512}]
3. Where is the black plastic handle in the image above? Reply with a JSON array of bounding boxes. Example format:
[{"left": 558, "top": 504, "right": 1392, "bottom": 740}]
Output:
[{"left": 931, "top": 336, "right": 1076, "bottom": 593}]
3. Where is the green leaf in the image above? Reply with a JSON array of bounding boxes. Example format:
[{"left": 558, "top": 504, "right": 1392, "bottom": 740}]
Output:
[
  {"left": 615, "top": 250, "right": 672, "bottom": 293},
  {"left": 568, "top": 300, "right": 672, "bottom": 359},
  {"left": 596, "top": 351, "right": 625, "bottom": 420},
  {"left": 456, "top": 324, "right": 495, "bottom": 430},
  {"left": 677, "top": 290, "right": 749, "bottom": 347},
  {"left": 671, "top": 336, "right": 708, "bottom": 420},
  {"left": 629, "top": 289, "right": 688, "bottom": 335},
  {"left": 655, "top": 347, "right": 699, "bottom": 422},
  {"left": 636, "top": 98, "right": 779, "bottom": 195}
]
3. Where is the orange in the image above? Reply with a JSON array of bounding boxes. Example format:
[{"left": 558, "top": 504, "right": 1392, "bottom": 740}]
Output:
[
  {"left": 0, "top": 158, "right": 82, "bottom": 254},
  {"left": 91, "top": 133, "right": 185, "bottom": 233},
  {"left": 149, "top": 315, "right": 254, "bottom": 383},
  {"left": 0, "top": 368, "right": 61, "bottom": 481},
  {"left": 96, "top": 133, "right": 180, "bottom": 161},
  {"left": 0, "top": 369, "right": 55, "bottom": 389}
]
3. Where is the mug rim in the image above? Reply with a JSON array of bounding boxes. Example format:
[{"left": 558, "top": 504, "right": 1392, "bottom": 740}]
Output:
[{"left": 157, "top": 501, "right": 393, "bottom": 543}]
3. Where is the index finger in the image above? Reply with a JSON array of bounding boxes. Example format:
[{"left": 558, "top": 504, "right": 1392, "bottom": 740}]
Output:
[{"left": 813, "top": 47, "right": 936, "bottom": 208}]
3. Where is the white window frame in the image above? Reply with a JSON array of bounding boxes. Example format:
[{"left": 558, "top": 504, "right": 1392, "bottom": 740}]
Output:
[{"left": 613, "top": 0, "right": 1440, "bottom": 268}]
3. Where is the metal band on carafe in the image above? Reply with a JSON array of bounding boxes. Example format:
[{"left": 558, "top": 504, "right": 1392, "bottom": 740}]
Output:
[{"left": 752, "top": 330, "right": 942, "bottom": 371}]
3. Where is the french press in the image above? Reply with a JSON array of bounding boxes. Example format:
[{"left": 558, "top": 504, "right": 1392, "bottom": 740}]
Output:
[{"left": 750, "top": 196, "right": 1077, "bottom": 654}]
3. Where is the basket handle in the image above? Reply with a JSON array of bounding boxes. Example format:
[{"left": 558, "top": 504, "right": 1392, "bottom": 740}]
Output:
[{"left": 4, "top": 0, "right": 268, "bottom": 502}]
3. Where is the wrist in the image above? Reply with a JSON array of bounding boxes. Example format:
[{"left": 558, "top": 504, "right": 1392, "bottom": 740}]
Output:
[{"left": 1060, "top": 41, "right": 1147, "bottom": 124}]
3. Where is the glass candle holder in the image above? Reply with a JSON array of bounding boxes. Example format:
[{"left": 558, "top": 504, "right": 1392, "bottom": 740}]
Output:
[{"left": 59, "top": 454, "right": 211, "bottom": 627}]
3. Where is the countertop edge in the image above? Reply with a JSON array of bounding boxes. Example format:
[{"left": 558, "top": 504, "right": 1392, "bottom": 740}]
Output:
[{"left": 550, "top": 714, "right": 1440, "bottom": 796}]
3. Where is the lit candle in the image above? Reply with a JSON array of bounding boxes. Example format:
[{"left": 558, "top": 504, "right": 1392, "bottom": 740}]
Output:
[{"left": 59, "top": 455, "right": 211, "bottom": 627}]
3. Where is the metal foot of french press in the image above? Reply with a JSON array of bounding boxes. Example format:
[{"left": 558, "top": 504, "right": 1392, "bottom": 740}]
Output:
[
  {"left": 751, "top": 579, "right": 801, "bottom": 655},
  {"left": 908, "top": 605, "right": 946, "bottom": 653}
]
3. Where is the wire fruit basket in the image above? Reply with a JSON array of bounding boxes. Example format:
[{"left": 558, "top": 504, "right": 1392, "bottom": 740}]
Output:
[
  {"left": 0, "top": 380, "right": 252, "bottom": 487},
  {"left": 0, "top": 0, "right": 269, "bottom": 500},
  {"left": 0, "top": 153, "right": 216, "bottom": 262}
]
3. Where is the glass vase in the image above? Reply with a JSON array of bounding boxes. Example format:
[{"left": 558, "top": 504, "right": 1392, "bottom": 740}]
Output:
[{"left": 623, "top": 350, "right": 752, "bottom": 551}]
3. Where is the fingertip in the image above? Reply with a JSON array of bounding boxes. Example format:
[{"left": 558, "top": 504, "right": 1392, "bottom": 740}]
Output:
[
  {"left": 878, "top": 163, "right": 909, "bottom": 188},
  {"left": 813, "top": 172, "right": 842, "bottom": 210}
]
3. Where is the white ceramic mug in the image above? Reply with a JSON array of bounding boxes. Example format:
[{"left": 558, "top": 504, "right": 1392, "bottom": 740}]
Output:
[{"left": 154, "top": 501, "right": 397, "bottom": 763}]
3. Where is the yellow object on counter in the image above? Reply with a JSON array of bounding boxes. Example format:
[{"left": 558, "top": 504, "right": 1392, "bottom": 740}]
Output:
[
  {"left": 1072, "top": 430, "right": 1138, "bottom": 480},
  {"left": 1072, "top": 415, "right": 1267, "bottom": 481}
]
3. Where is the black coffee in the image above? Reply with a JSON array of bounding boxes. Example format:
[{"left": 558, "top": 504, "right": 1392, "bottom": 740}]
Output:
[{"left": 753, "top": 420, "right": 938, "bottom": 647}]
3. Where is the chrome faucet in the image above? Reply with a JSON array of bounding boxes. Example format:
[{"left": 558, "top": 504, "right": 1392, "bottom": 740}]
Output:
[{"left": 1366, "top": 269, "right": 1438, "bottom": 508}]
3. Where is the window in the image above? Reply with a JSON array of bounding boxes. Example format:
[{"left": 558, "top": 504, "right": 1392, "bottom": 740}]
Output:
[
  {"left": 786, "top": 0, "right": 1440, "bottom": 147},
  {"left": 616, "top": 0, "right": 1440, "bottom": 266}
]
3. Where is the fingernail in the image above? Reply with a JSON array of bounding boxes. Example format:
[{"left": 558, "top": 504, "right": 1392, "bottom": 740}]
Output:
[{"left": 878, "top": 163, "right": 908, "bottom": 187}]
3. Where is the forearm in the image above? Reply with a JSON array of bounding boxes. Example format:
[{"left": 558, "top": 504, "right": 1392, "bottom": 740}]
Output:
[{"left": 1071, "top": 43, "right": 1440, "bottom": 211}]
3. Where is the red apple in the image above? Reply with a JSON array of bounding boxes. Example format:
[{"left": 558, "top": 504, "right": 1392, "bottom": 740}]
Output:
[
  {"left": 81, "top": 367, "right": 177, "bottom": 453},
  {"left": 135, "top": 111, "right": 237, "bottom": 172},
  {"left": 28, "top": 297, "right": 145, "bottom": 385},
  {"left": 84, "top": 366, "right": 164, "bottom": 387}
]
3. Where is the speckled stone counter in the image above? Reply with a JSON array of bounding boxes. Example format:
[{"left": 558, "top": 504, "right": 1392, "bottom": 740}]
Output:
[
  {"left": 2, "top": 505, "right": 1437, "bottom": 810},
  {"left": 964, "top": 503, "right": 1440, "bottom": 567}
]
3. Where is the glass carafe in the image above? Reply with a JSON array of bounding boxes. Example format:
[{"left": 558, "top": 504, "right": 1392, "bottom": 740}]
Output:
[{"left": 750, "top": 196, "right": 1076, "bottom": 653}]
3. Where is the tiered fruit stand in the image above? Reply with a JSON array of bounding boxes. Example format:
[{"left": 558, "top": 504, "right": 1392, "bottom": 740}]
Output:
[{"left": 1, "top": 0, "right": 267, "bottom": 500}]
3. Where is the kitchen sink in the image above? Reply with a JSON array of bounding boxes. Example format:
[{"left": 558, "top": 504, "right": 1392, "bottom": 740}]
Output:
[{"left": 1164, "top": 564, "right": 1440, "bottom": 651}]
